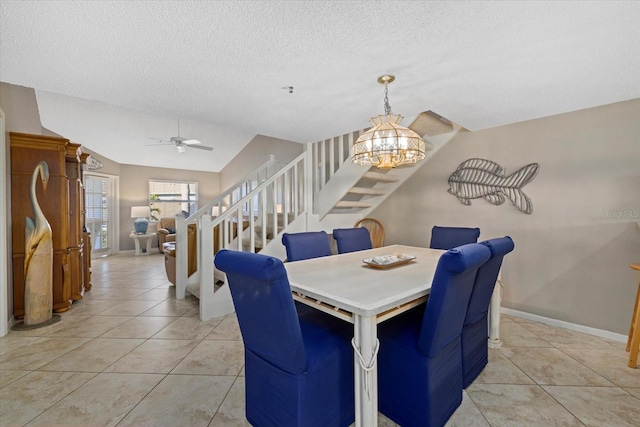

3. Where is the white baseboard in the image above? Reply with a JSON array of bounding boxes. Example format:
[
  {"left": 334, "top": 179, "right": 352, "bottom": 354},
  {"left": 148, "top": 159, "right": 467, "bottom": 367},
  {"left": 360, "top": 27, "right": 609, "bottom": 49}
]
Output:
[{"left": 501, "top": 307, "right": 628, "bottom": 343}]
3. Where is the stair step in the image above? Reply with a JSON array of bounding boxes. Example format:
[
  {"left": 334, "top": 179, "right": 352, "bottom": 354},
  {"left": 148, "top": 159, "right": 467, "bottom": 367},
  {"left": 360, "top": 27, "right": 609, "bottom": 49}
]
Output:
[
  {"left": 363, "top": 171, "right": 400, "bottom": 183},
  {"left": 242, "top": 237, "right": 272, "bottom": 250},
  {"left": 335, "top": 201, "right": 374, "bottom": 209},
  {"left": 409, "top": 110, "right": 454, "bottom": 137},
  {"left": 348, "top": 187, "right": 387, "bottom": 196},
  {"left": 254, "top": 225, "right": 284, "bottom": 239}
]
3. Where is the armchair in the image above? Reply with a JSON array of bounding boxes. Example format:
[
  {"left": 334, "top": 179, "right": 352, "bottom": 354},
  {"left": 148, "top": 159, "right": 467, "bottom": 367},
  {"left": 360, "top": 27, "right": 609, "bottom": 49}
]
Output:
[
  {"left": 214, "top": 250, "right": 355, "bottom": 427},
  {"left": 162, "top": 225, "right": 197, "bottom": 286},
  {"left": 157, "top": 217, "right": 177, "bottom": 247},
  {"left": 163, "top": 221, "right": 246, "bottom": 285}
]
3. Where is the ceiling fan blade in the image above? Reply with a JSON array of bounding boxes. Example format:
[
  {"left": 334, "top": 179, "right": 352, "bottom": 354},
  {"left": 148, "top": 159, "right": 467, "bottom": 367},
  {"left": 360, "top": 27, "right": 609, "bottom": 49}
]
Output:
[
  {"left": 148, "top": 136, "right": 170, "bottom": 143},
  {"left": 147, "top": 136, "right": 209, "bottom": 151},
  {"left": 188, "top": 144, "right": 214, "bottom": 151}
]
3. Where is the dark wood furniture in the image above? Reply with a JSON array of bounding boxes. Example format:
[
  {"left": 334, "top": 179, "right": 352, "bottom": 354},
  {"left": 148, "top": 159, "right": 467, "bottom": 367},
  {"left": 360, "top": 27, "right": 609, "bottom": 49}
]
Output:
[
  {"left": 83, "top": 230, "right": 92, "bottom": 291},
  {"left": 10, "top": 132, "right": 91, "bottom": 317}
]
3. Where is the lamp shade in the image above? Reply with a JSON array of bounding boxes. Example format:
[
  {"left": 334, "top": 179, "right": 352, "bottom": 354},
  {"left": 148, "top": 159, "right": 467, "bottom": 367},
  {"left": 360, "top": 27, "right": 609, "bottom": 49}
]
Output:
[
  {"left": 131, "top": 206, "right": 150, "bottom": 218},
  {"left": 131, "top": 206, "right": 150, "bottom": 234}
]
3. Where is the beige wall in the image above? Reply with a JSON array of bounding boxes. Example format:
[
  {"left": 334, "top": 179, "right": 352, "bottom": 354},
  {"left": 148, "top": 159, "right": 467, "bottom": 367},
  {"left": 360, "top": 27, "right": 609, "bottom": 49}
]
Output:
[
  {"left": 372, "top": 99, "right": 640, "bottom": 335},
  {"left": 118, "top": 164, "right": 221, "bottom": 250},
  {"left": 0, "top": 83, "right": 45, "bottom": 135},
  {"left": 82, "top": 147, "right": 120, "bottom": 176},
  {"left": 220, "top": 134, "right": 304, "bottom": 191}
]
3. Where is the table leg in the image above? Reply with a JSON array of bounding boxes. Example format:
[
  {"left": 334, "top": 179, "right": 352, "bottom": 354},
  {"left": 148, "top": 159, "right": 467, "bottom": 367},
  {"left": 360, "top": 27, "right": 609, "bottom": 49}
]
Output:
[
  {"left": 353, "top": 315, "right": 378, "bottom": 427},
  {"left": 488, "top": 277, "right": 502, "bottom": 349},
  {"left": 144, "top": 235, "right": 153, "bottom": 255},
  {"left": 132, "top": 236, "right": 141, "bottom": 255}
]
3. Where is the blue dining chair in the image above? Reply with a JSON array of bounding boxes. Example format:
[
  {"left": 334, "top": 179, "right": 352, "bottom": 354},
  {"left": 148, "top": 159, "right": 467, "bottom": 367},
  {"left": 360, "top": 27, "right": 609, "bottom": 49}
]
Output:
[
  {"left": 214, "top": 250, "right": 355, "bottom": 427},
  {"left": 332, "top": 227, "right": 373, "bottom": 254},
  {"left": 282, "top": 231, "right": 334, "bottom": 315},
  {"left": 282, "top": 231, "right": 332, "bottom": 262},
  {"left": 462, "top": 236, "right": 515, "bottom": 388},
  {"left": 429, "top": 225, "right": 481, "bottom": 250},
  {"left": 377, "top": 243, "right": 491, "bottom": 427}
]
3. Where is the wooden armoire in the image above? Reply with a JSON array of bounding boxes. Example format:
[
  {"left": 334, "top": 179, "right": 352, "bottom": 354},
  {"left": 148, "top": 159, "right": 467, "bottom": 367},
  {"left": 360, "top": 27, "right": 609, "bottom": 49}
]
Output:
[{"left": 10, "top": 132, "right": 92, "bottom": 317}]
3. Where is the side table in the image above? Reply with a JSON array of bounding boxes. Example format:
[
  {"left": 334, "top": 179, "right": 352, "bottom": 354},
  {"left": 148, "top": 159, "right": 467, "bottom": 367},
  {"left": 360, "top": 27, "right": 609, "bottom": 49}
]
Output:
[{"left": 130, "top": 232, "right": 157, "bottom": 256}]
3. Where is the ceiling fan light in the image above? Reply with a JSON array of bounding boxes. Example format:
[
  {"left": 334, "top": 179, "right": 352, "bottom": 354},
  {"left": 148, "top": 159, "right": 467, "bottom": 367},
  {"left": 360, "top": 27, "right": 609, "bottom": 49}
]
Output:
[{"left": 176, "top": 145, "right": 186, "bottom": 154}]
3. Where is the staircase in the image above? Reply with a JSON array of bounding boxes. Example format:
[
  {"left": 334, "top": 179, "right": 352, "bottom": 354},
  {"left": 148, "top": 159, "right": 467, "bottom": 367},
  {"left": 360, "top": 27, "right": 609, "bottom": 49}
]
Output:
[
  {"left": 312, "top": 110, "right": 466, "bottom": 219},
  {"left": 175, "top": 110, "right": 466, "bottom": 321}
]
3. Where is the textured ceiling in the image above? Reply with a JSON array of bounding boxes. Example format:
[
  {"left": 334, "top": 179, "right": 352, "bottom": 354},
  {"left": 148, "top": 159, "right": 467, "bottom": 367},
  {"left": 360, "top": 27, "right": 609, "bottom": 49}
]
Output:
[{"left": 1, "top": 1, "right": 639, "bottom": 172}]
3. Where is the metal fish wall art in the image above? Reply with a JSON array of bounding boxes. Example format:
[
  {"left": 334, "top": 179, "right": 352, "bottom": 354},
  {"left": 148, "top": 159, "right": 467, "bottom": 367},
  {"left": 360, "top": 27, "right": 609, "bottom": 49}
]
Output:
[{"left": 447, "top": 158, "right": 539, "bottom": 214}]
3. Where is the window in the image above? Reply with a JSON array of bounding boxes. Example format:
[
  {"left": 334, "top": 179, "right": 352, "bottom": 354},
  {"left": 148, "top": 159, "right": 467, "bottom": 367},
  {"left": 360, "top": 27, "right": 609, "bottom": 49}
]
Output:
[
  {"left": 85, "top": 173, "right": 118, "bottom": 256},
  {"left": 149, "top": 180, "right": 198, "bottom": 220}
]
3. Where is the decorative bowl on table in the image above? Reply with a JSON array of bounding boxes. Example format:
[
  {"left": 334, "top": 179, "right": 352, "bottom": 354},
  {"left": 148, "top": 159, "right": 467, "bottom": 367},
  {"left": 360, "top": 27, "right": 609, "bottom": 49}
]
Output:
[{"left": 363, "top": 253, "right": 416, "bottom": 269}]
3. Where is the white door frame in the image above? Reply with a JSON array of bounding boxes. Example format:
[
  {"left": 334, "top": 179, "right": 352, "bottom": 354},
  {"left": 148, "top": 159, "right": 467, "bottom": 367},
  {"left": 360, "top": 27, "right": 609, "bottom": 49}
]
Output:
[{"left": 84, "top": 172, "right": 120, "bottom": 256}]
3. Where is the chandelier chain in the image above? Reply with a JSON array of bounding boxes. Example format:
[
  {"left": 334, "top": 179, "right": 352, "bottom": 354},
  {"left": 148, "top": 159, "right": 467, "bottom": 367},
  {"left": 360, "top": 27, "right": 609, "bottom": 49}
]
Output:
[
  {"left": 350, "top": 74, "right": 428, "bottom": 169},
  {"left": 383, "top": 84, "right": 392, "bottom": 116}
]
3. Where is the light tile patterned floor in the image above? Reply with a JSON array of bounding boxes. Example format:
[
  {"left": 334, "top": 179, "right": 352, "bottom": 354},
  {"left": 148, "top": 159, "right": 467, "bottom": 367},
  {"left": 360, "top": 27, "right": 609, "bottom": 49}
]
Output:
[{"left": 1, "top": 253, "right": 638, "bottom": 426}]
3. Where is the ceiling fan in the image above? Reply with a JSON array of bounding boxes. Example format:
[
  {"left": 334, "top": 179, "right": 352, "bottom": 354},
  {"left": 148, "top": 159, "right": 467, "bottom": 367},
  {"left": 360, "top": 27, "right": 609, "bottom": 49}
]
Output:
[{"left": 147, "top": 120, "right": 214, "bottom": 153}]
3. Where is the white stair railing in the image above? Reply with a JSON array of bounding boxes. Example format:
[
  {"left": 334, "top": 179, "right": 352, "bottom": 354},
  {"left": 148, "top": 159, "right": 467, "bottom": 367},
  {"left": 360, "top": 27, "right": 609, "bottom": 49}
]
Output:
[
  {"left": 175, "top": 151, "right": 308, "bottom": 320},
  {"left": 309, "top": 130, "right": 365, "bottom": 198},
  {"left": 196, "top": 155, "right": 277, "bottom": 219},
  {"left": 174, "top": 110, "right": 463, "bottom": 320},
  {"left": 173, "top": 155, "right": 276, "bottom": 301},
  {"left": 309, "top": 111, "right": 467, "bottom": 218}
]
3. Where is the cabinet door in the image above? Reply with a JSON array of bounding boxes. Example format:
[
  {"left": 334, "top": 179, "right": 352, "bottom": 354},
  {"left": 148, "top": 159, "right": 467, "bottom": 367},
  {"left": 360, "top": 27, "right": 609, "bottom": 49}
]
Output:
[
  {"left": 67, "top": 176, "right": 84, "bottom": 300},
  {"left": 83, "top": 232, "right": 92, "bottom": 290}
]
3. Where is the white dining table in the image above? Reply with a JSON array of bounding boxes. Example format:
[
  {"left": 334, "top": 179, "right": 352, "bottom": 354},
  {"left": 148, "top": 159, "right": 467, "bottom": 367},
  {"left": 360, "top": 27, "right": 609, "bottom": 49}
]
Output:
[{"left": 284, "top": 244, "right": 503, "bottom": 427}]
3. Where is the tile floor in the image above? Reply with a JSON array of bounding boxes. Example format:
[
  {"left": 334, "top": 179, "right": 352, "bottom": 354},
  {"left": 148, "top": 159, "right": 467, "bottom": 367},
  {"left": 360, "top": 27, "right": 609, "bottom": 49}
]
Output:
[{"left": 1, "top": 253, "right": 639, "bottom": 427}]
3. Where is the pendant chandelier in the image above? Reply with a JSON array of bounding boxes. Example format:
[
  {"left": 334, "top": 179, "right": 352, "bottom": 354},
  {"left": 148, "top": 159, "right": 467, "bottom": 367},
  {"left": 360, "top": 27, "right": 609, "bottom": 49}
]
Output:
[{"left": 351, "top": 75, "right": 427, "bottom": 169}]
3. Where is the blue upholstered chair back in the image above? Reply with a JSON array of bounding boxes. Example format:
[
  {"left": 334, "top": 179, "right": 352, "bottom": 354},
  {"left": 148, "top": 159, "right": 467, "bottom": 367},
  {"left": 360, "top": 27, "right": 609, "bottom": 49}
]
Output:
[
  {"left": 332, "top": 227, "right": 373, "bottom": 254},
  {"left": 429, "top": 226, "right": 481, "bottom": 250},
  {"left": 282, "top": 231, "right": 332, "bottom": 262},
  {"left": 214, "top": 250, "right": 307, "bottom": 374},
  {"left": 465, "top": 236, "right": 515, "bottom": 326},
  {"left": 418, "top": 243, "right": 491, "bottom": 358}
]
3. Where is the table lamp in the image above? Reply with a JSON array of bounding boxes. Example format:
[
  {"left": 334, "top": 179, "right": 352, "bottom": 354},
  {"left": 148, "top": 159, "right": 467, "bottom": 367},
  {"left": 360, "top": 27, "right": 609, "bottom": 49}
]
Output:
[{"left": 131, "top": 206, "right": 150, "bottom": 234}]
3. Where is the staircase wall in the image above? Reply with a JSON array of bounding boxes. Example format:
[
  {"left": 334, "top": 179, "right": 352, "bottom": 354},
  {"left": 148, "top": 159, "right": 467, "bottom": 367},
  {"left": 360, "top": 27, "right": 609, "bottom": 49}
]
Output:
[{"left": 220, "top": 134, "right": 304, "bottom": 192}]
